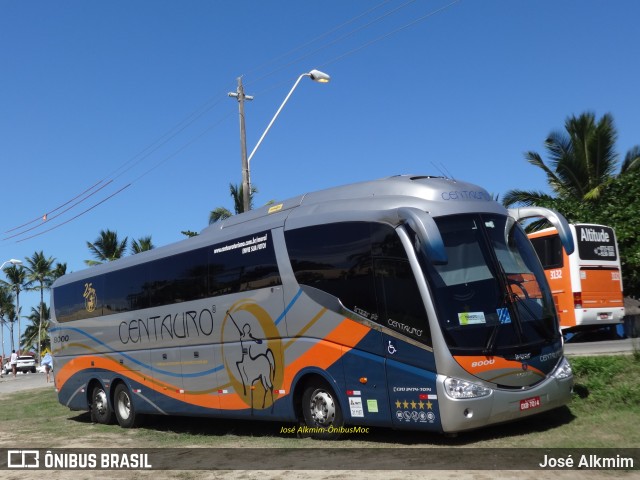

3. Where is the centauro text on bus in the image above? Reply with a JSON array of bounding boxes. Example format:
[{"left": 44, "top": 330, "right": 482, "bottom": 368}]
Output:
[{"left": 50, "top": 175, "right": 575, "bottom": 436}]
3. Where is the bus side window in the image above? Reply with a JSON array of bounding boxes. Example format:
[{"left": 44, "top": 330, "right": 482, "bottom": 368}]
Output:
[
  {"left": 530, "top": 235, "right": 563, "bottom": 269},
  {"left": 286, "top": 222, "right": 378, "bottom": 321},
  {"left": 374, "top": 257, "right": 432, "bottom": 346},
  {"left": 286, "top": 222, "right": 431, "bottom": 346}
]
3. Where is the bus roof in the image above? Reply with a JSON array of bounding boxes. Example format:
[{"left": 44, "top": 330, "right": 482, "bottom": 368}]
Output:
[{"left": 53, "top": 174, "right": 504, "bottom": 287}]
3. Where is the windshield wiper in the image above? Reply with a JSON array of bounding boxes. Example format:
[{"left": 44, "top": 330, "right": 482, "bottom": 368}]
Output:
[{"left": 483, "top": 261, "right": 524, "bottom": 355}]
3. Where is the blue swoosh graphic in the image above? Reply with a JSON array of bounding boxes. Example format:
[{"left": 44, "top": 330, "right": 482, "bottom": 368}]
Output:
[{"left": 50, "top": 288, "right": 302, "bottom": 378}]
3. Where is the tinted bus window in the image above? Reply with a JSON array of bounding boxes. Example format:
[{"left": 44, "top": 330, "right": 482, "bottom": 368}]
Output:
[
  {"left": 209, "top": 230, "right": 281, "bottom": 296},
  {"left": 530, "top": 235, "right": 563, "bottom": 269},
  {"left": 286, "top": 222, "right": 377, "bottom": 318},
  {"left": 286, "top": 222, "right": 430, "bottom": 344},
  {"left": 374, "top": 258, "right": 431, "bottom": 343},
  {"left": 148, "top": 248, "right": 208, "bottom": 307},
  {"left": 104, "top": 264, "right": 149, "bottom": 313},
  {"left": 54, "top": 231, "right": 281, "bottom": 322},
  {"left": 54, "top": 276, "right": 104, "bottom": 323}
]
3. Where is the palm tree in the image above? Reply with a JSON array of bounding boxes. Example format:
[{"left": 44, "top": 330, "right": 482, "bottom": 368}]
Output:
[
  {"left": 1, "top": 264, "right": 26, "bottom": 353},
  {"left": 209, "top": 183, "right": 257, "bottom": 224},
  {"left": 21, "top": 303, "right": 50, "bottom": 354},
  {"left": 621, "top": 145, "right": 640, "bottom": 173},
  {"left": 86, "top": 229, "right": 128, "bottom": 266},
  {"left": 504, "top": 112, "right": 640, "bottom": 207},
  {"left": 0, "top": 286, "right": 15, "bottom": 361},
  {"left": 7, "top": 308, "right": 18, "bottom": 353},
  {"left": 24, "top": 251, "right": 55, "bottom": 362},
  {"left": 131, "top": 236, "right": 155, "bottom": 254},
  {"left": 52, "top": 262, "right": 67, "bottom": 280}
]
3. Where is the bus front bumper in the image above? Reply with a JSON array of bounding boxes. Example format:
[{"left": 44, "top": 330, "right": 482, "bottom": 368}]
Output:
[{"left": 436, "top": 359, "right": 574, "bottom": 434}]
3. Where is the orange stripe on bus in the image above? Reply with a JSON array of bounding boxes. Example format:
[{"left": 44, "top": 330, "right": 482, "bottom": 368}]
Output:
[
  {"left": 282, "top": 318, "right": 371, "bottom": 391},
  {"left": 56, "top": 317, "right": 372, "bottom": 412},
  {"left": 453, "top": 355, "right": 544, "bottom": 377}
]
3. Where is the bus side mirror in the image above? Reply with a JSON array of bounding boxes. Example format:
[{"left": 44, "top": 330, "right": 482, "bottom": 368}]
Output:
[
  {"left": 397, "top": 207, "right": 448, "bottom": 264},
  {"left": 508, "top": 207, "right": 575, "bottom": 255}
]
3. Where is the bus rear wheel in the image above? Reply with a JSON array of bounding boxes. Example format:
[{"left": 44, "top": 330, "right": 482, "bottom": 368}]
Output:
[
  {"left": 301, "top": 379, "right": 344, "bottom": 439},
  {"left": 113, "top": 383, "right": 143, "bottom": 428},
  {"left": 90, "top": 385, "right": 114, "bottom": 425}
]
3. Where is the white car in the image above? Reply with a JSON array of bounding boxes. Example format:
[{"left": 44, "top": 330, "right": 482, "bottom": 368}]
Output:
[
  {"left": 3, "top": 356, "right": 37, "bottom": 374},
  {"left": 37, "top": 363, "right": 53, "bottom": 373}
]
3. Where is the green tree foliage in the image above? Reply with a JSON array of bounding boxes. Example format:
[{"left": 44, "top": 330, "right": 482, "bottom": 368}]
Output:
[
  {"left": 1, "top": 265, "right": 26, "bottom": 352},
  {"left": 24, "top": 251, "right": 55, "bottom": 361},
  {"left": 131, "top": 236, "right": 155, "bottom": 254},
  {"left": 0, "top": 286, "right": 15, "bottom": 359},
  {"left": 209, "top": 183, "right": 257, "bottom": 224},
  {"left": 85, "top": 229, "right": 128, "bottom": 266},
  {"left": 503, "top": 111, "right": 640, "bottom": 298},
  {"left": 52, "top": 262, "right": 67, "bottom": 279},
  {"left": 504, "top": 112, "right": 638, "bottom": 206},
  {"left": 21, "top": 303, "right": 50, "bottom": 354}
]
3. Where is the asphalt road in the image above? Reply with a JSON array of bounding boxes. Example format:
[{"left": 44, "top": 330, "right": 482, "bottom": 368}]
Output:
[
  {"left": 0, "top": 370, "right": 55, "bottom": 395},
  {"left": 564, "top": 337, "right": 637, "bottom": 356}
]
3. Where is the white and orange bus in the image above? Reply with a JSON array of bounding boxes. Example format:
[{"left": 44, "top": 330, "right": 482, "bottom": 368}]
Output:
[{"left": 528, "top": 223, "right": 625, "bottom": 332}]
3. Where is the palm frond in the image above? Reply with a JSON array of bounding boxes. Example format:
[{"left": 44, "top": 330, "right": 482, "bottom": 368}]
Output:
[{"left": 501, "top": 189, "right": 555, "bottom": 208}]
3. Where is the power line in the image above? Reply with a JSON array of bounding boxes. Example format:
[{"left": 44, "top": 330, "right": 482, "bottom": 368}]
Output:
[
  {"left": 3, "top": 179, "right": 104, "bottom": 234},
  {"left": 246, "top": 0, "right": 421, "bottom": 89},
  {"left": 320, "top": 0, "right": 461, "bottom": 69},
  {"left": 7, "top": 1, "right": 462, "bottom": 243},
  {"left": 3, "top": 180, "right": 114, "bottom": 241},
  {"left": 243, "top": 0, "right": 394, "bottom": 81},
  {"left": 16, "top": 184, "right": 132, "bottom": 243}
]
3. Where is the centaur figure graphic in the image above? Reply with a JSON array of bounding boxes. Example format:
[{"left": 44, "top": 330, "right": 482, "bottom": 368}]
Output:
[{"left": 227, "top": 311, "right": 276, "bottom": 409}]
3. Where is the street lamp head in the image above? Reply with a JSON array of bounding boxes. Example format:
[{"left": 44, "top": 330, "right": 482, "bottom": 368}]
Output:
[
  {"left": 308, "top": 69, "right": 330, "bottom": 83},
  {"left": 0, "top": 258, "right": 22, "bottom": 270}
]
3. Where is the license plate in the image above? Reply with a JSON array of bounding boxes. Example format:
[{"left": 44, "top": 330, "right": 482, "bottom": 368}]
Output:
[
  {"left": 599, "top": 313, "right": 610, "bottom": 320},
  {"left": 520, "top": 396, "right": 541, "bottom": 411}
]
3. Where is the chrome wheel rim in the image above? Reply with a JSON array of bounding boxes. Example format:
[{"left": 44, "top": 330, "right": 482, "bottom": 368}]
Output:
[
  {"left": 117, "top": 390, "right": 131, "bottom": 420},
  {"left": 95, "top": 390, "right": 108, "bottom": 415},
  {"left": 310, "top": 390, "right": 335, "bottom": 426}
]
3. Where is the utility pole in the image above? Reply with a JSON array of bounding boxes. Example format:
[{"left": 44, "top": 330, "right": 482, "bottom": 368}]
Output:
[{"left": 228, "top": 77, "right": 253, "bottom": 213}]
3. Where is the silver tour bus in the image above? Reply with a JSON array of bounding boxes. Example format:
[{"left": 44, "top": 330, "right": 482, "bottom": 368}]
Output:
[{"left": 50, "top": 175, "right": 575, "bottom": 437}]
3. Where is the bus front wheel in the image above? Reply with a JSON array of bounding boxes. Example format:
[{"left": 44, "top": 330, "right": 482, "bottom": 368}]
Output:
[
  {"left": 113, "top": 383, "right": 143, "bottom": 428},
  {"left": 301, "top": 379, "right": 344, "bottom": 439}
]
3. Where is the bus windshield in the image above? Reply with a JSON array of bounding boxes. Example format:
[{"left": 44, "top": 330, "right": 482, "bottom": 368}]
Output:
[{"left": 423, "top": 213, "right": 559, "bottom": 355}]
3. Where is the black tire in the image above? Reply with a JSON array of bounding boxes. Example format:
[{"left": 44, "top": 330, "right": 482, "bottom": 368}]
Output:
[
  {"left": 90, "top": 385, "right": 115, "bottom": 424},
  {"left": 113, "top": 383, "right": 143, "bottom": 428},
  {"left": 301, "top": 379, "right": 344, "bottom": 440}
]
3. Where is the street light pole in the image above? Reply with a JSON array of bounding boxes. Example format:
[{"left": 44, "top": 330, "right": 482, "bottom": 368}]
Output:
[
  {"left": 228, "top": 77, "right": 254, "bottom": 213},
  {"left": 245, "top": 70, "right": 331, "bottom": 200},
  {"left": 229, "top": 69, "right": 330, "bottom": 213}
]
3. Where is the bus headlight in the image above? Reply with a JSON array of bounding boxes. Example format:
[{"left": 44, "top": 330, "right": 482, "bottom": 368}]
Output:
[
  {"left": 553, "top": 357, "right": 573, "bottom": 380},
  {"left": 444, "top": 377, "right": 492, "bottom": 399}
]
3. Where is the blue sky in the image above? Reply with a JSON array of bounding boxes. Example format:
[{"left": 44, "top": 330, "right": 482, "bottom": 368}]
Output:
[{"left": 1, "top": 0, "right": 638, "bottom": 351}]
